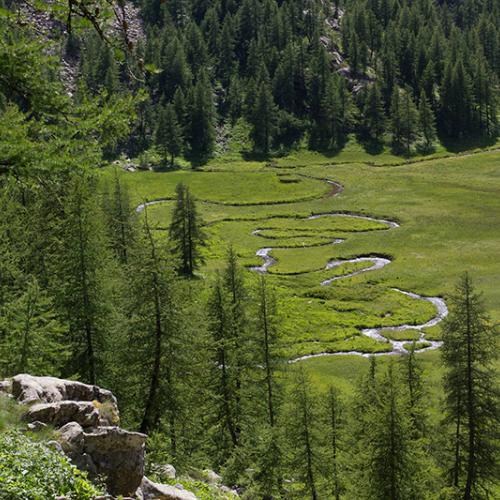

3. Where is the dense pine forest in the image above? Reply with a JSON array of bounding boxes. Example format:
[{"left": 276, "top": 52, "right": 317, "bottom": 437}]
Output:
[{"left": 0, "top": 0, "right": 499, "bottom": 499}]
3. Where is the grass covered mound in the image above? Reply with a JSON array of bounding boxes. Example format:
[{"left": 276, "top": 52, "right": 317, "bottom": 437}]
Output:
[{"left": 0, "top": 396, "right": 101, "bottom": 500}]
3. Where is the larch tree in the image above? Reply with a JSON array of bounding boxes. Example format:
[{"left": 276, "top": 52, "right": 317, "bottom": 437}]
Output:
[
  {"left": 249, "top": 77, "right": 278, "bottom": 155},
  {"left": 156, "top": 103, "right": 184, "bottom": 166},
  {"left": 286, "top": 368, "right": 321, "bottom": 500},
  {"left": 441, "top": 273, "right": 499, "bottom": 499},
  {"left": 168, "top": 182, "right": 206, "bottom": 277},
  {"left": 323, "top": 386, "right": 344, "bottom": 500},
  {"left": 207, "top": 273, "right": 240, "bottom": 463},
  {"left": 418, "top": 90, "right": 437, "bottom": 151}
]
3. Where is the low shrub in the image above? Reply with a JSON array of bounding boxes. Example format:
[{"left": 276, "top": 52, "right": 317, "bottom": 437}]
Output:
[{"left": 0, "top": 431, "right": 101, "bottom": 499}]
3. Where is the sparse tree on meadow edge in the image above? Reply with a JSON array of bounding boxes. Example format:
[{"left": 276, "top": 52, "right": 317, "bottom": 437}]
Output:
[
  {"left": 246, "top": 276, "right": 284, "bottom": 497},
  {"left": 441, "top": 273, "right": 499, "bottom": 499},
  {"left": 168, "top": 183, "right": 206, "bottom": 277},
  {"left": 418, "top": 90, "right": 437, "bottom": 151},
  {"left": 256, "top": 275, "right": 281, "bottom": 428},
  {"left": 124, "top": 205, "right": 182, "bottom": 447},
  {"left": 156, "top": 104, "right": 184, "bottom": 166}
]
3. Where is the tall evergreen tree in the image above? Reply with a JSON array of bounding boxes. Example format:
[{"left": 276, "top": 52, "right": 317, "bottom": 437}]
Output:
[
  {"left": 286, "top": 368, "right": 321, "bottom": 500},
  {"left": 187, "top": 71, "right": 215, "bottom": 160},
  {"left": 418, "top": 90, "right": 437, "bottom": 151},
  {"left": 441, "top": 274, "right": 499, "bottom": 498},
  {"left": 156, "top": 103, "right": 184, "bottom": 165},
  {"left": 168, "top": 183, "right": 206, "bottom": 277},
  {"left": 249, "top": 78, "right": 278, "bottom": 155},
  {"left": 363, "top": 84, "right": 386, "bottom": 140}
]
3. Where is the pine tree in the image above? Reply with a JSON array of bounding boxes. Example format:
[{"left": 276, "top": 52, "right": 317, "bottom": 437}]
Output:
[
  {"left": 390, "top": 86, "right": 403, "bottom": 149},
  {"left": 249, "top": 78, "right": 278, "bottom": 155},
  {"left": 222, "top": 247, "right": 248, "bottom": 432},
  {"left": 441, "top": 274, "right": 499, "bottom": 498},
  {"left": 168, "top": 183, "right": 206, "bottom": 277},
  {"left": 103, "top": 168, "right": 135, "bottom": 264},
  {"left": 399, "top": 88, "right": 419, "bottom": 155},
  {"left": 355, "top": 363, "right": 425, "bottom": 500},
  {"left": 418, "top": 90, "right": 437, "bottom": 151},
  {"left": 363, "top": 83, "right": 386, "bottom": 140},
  {"left": 187, "top": 70, "right": 215, "bottom": 160},
  {"left": 125, "top": 206, "right": 179, "bottom": 437},
  {"left": 255, "top": 276, "right": 281, "bottom": 428},
  {"left": 156, "top": 104, "right": 184, "bottom": 166}
]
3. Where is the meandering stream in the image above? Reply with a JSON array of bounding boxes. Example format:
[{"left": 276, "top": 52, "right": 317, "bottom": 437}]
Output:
[{"left": 250, "top": 212, "right": 448, "bottom": 360}]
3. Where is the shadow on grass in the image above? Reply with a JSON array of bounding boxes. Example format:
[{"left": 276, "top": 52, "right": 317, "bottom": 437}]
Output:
[
  {"left": 357, "top": 135, "right": 385, "bottom": 155},
  {"left": 241, "top": 150, "right": 272, "bottom": 162},
  {"left": 438, "top": 133, "right": 499, "bottom": 153}
]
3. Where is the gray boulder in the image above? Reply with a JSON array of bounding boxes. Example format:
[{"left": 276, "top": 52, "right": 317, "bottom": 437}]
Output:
[
  {"left": 83, "top": 426, "right": 146, "bottom": 497},
  {"left": 0, "top": 379, "right": 12, "bottom": 395},
  {"left": 58, "top": 422, "right": 84, "bottom": 455},
  {"left": 25, "top": 401, "right": 99, "bottom": 428},
  {"left": 141, "top": 477, "right": 198, "bottom": 500},
  {"left": 203, "top": 469, "right": 222, "bottom": 485}
]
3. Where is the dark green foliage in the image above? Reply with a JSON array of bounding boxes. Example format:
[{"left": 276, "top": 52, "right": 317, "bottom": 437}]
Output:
[
  {"left": 156, "top": 104, "right": 184, "bottom": 165},
  {"left": 0, "top": 431, "right": 100, "bottom": 499},
  {"left": 441, "top": 274, "right": 499, "bottom": 498},
  {"left": 168, "top": 183, "right": 206, "bottom": 277},
  {"left": 285, "top": 369, "right": 322, "bottom": 500}
]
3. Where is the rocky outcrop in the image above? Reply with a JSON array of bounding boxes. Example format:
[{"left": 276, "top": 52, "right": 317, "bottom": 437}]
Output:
[
  {"left": 0, "top": 374, "right": 206, "bottom": 499},
  {"left": 1, "top": 374, "right": 146, "bottom": 497}
]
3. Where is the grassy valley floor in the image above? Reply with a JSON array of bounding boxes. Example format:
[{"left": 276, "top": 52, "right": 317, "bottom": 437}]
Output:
[{"left": 109, "top": 138, "right": 500, "bottom": 391}]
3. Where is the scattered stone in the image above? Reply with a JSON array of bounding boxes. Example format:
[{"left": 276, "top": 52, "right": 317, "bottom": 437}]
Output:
[
  {"left": 203, "top": 469, "right": 222, "bottom": 485},
  {"left": 220, "top": 485, "right": 239, "bottom": 496},
  {"left": 141, "top": 477, "right": 198, "bottom": 500},
  {"left": 47, "top": 440, "right": 64, "bottom": 454},
  {"left": 155, "top": 463, "right": 176, "bottom": 480},
  {"left": 27, "top": 420, "right": 48, "bottom": 432},
  {"left": 0, "top": 379, "right": 12, "bottom": 395}
]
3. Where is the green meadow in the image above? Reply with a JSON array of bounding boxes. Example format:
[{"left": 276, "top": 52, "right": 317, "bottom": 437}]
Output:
[{"left": 112, "top": 139, "right": 500, "bottom": 386}]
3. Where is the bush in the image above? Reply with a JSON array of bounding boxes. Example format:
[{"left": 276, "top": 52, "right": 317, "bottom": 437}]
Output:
[{"left": 0, "top": 431, "right": 101, "bottom": 499}]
